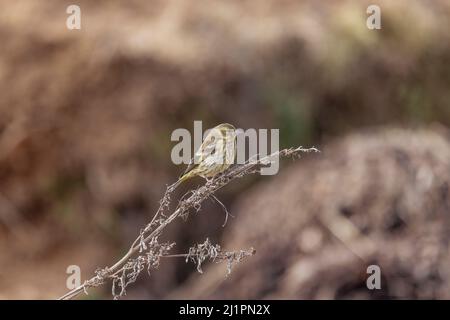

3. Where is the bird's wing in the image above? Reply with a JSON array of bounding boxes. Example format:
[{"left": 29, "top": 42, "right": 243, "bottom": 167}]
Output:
[{"left": 196, "top": 135, "right": 217, "bottom": 160}]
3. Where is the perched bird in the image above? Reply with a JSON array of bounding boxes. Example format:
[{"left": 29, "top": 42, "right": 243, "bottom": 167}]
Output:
[{"left": 171, "top": 123, "right": 236, "bottom": 190}]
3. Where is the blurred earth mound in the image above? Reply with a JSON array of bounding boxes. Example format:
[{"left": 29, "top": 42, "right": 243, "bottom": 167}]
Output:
[{"left": 172, "top": 128, "right": 450, "bottom": 299}]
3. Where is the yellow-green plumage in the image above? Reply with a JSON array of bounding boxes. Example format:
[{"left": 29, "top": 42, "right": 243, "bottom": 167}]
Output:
[{"left": 173, "top": 123, "right": 236, "bottom": 189}]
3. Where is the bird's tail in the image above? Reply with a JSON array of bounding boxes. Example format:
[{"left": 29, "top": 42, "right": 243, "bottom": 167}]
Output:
[{"left": 168, "top": 171, "right": 193, "bottom": 192}]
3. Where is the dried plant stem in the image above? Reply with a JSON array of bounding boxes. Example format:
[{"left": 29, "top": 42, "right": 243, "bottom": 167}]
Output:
[{"left": 58, "top": 146, "right": 318, "bottom": 300}]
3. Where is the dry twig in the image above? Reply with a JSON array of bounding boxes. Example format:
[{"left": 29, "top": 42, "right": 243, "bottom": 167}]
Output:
[{"left": 58, "top": 146, "right": 318, "bottom": 300}]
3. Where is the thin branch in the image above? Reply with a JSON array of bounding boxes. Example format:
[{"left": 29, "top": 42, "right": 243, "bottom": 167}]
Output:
[
  {"left": 57, "top": 146, "right": 319, "bottom": 300},
  {"left": 209, "top": 194, "right": 233, "bottom": 227}
]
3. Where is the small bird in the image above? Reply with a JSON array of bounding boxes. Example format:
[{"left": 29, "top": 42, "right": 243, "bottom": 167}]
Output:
[{"left": 171, "top": 123, "right": 236, "bottom": 190}]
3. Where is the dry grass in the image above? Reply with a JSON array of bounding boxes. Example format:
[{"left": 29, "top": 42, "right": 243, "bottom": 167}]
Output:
[{"left": 58, "top": 146, "right": 318, "bottom": 299}]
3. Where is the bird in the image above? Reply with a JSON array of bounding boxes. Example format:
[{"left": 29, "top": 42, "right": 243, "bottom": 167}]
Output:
[{"left": 170, "top": 123, "right": 236, "bottom": 190}]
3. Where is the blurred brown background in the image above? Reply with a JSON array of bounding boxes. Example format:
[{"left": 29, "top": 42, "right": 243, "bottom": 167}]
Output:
[{"left": 1, "top": 0, "right": 450, "bottom": 299}]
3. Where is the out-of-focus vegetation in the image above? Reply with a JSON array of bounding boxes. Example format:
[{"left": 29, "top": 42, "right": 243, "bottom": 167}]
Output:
[{"left": 0, "top": 0, "right": 449, "bottom": 298}]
